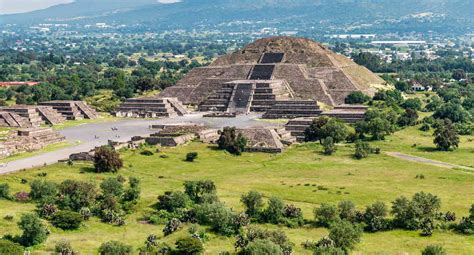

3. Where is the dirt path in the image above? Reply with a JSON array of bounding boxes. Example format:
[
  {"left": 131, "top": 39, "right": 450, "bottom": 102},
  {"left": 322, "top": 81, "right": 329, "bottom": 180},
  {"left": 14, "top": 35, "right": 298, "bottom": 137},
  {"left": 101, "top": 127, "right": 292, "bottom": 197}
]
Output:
[{"left": 385, "top": 152, "right": 474, "bottom": 171}]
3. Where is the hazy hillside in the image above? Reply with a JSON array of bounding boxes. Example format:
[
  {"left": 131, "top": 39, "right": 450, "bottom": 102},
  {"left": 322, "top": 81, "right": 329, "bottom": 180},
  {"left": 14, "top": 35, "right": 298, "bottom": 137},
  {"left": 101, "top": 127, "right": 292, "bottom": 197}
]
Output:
[{"left": 1, "top": 0, "right": 472, "bottom": 34}]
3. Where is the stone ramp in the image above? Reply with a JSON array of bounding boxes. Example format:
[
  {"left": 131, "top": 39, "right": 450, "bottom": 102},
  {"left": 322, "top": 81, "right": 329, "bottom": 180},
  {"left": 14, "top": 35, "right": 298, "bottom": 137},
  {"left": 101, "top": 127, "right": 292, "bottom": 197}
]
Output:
[
  {"left": 36, "top": 106, "right": 66, "bottom": 125},
  {"left": 0, "top": 112, "right": 31, "bottom": 128},
  {"left": 227, "top": 83, "right": 254, "bottom": 114},
  {"left": 74, "top": 101, "right": 99, "bottom": 119},
  {"left": 165, "top": 98, "right": 189, "bottom": 116}
]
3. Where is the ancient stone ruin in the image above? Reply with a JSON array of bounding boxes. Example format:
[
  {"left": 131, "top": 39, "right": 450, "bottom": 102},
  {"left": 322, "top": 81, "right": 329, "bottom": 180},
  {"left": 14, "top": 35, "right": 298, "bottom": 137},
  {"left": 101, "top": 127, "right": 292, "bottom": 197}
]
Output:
[
  {"left": 115, "top": 97, "right": 188, "bottom": 118},
  {"left": 0, "top": 105, "right": 66, "bottom": 126},
  {"left": 39, "top": 101, "right": 98, "bottom": 120},
  {"left": 321, "top": 105, "right": 368, "bottom": 123},
  {"left": 0, "top": 111, "right": 31, "bottom": 128},
  {"left": 0, "top": 127, "right": 65, "bottom": 159},
  {"left": 160, "top": 37, "right": 388, "bottom": 118}
]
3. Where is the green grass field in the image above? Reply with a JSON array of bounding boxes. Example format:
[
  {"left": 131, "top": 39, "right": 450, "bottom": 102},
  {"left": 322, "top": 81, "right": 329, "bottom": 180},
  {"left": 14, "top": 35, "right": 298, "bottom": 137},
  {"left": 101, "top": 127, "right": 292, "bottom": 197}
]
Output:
[{"left": 1, "top": 126, "right": 473, "bottom": 254}]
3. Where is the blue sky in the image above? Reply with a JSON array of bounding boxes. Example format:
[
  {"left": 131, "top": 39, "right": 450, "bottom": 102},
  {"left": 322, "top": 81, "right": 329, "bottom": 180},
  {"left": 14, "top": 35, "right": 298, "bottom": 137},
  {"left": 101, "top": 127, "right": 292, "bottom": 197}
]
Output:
[{"left": 0, "top": 0, "right": 180, "bottom": 14}]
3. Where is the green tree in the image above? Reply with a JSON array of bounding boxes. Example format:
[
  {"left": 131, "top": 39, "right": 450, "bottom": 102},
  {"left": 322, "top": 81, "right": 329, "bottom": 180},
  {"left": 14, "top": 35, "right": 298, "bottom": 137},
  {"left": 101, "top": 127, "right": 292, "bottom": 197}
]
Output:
[
  {"left": 322, "top": 137, "right": 336, "bottom": 155},
  {"left": 328, "top": 221, "right": 362, "bottom": 252},
  {"left": 433, "top": 102, "right": 470, "bottom": 123},
  {"left": 433, "top": 119, "right": 459, "bottom": 151},
  {"left": 94, "top": 146, "right": 123, "bottom": 173},
  {"left": 217, "top": 127, "right": 247, "bottom": 155},
  {"left": 314, "top": 203, "right": 339, "bottom": 227},
  {"left": 345, "top": 91, "right": 370, "bottom": 104},
  {"left": 100, "top": 177, "right": 124, "bottom": 197},
  {"left": 0, "top": 183, "right": 11, "bottom": 200},
  {"left": 401, "top": 98, "right": 422, "bottom": 111},
  {"left": 338, "top": 201, "right": 356, "bottom": 222},
  {"left": 99, "top": 240, "right": 132, "bottom": 255},
  {"left": 175, "top": 237, "right": 204, "bottom": 255},
  {"left": 241, "top": 190, "right": 264, "bottom": 218},
  {"left": 398, "top": 108, "right": 419, "bottom": 127},
  {"left": 395, "top": 81, "right": 410, "bottom": 92},
  {"left": 354, "top": 140, "right": 370, "bottom": 160},
  {"left": 263, "top": 197, "right": 285, "bottom": 224},
  {"left": 241, "top": 239, "right": 283, "bottom": 255},
  {"left": 18, "top": 213, "right": 48, "bottom": 246},
  {"left": 184, "top": 180, "right": 217, "bottom": 204},
  {"left": 352, "top": 52, "right": 382, "bottom": 72},
  {"left": 305, "top": 117, "right": 348, "bottom": 143},
  {"left": 51, "top": 211, "right": 83, "bottom": 230}
]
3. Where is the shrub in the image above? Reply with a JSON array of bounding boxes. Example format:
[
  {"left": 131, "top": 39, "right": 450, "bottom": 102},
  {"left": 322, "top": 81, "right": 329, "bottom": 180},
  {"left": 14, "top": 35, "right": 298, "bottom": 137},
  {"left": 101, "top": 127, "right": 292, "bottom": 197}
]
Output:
[
  {"left": 322, "top": 137, "right": 336, "bottom": 155},
  {"left": 422, "top": 245, "right": 447, "bottom": 255},
  {"left": 391, "top": 192, "right": 441, "bottom": 231},
  {"left": 79, "top": 207, "right": 92, "bottom": 220},
  {"left": 175, "top": 237, "right": 204, "bottom": 255},
  {"left": 157, "top": 191, "right": 191, "bottom": 212},
  {"left": 0, "top": 183, "right": 11, "bottom": 199},
  {"left": 100, "top": 177, "right": 124, "bottom": 197},
  {"left": 184, "top": 180, "right": 217, "bottom": 204},
  {"left": 235, "top": 227, "right": 293, "bottom": 255},
  {"left": 398, "top": 108, "right": 419, "bottom": 127},
  {"left": 314, "top": 203, "right": 339, "bottom": 227},
  {"left": 55, "top": 239, "right": 77, "bottom": 255},
  {"left": 4, "top": 214, "right": 14, "bottom": 221},
  {"left": 262, "top": 197, "right": 285, "bottom": 224},
  {"left": 241, "top": 239, "right": 283, "bottom": 255},
  {"left": 354, "top": 140, "right": 370, "bottom": 160},
  {"left": 14, "top": 191, "right": 30, "bottom": 202},
  {"left": 195, "top": 202, "right": 239, "bottom": 236},
  {"left": 18, "top": 213, "right": 48, "bottom": 246},
  {"left": 38, "top": 203, "right": 58, "bottom": 218},
  {"left": 186, "top": 152, "right": 198, "bottom": 162},
  {"left": 51, "top": 211, "right": 83, "bottom": 230},
  {"left": 328, "top": 221, "right": 362, "bottom": 252},
  {"left": 433, "top": 119, "right": 459, "bottom": 151},
  {"left": 99, "top": 240, "right": 132, "bottom": 255},
  {"left": 58, "top": 180, "right": 97, "bottom": 211},
  {"left": 401, "top": 98, "right": 422, "bottom": 111},
  {"left": 305, "top": 117, "right": 348, "bottom": 143},
  {"left": 163, "top": 218, "right": 181, "bottom": 236},
  {"left": 364, "top": 201, "right": 388, "bottom": 232},
  {"left": 241, "top": 190, "right": 264, "bottom": 218},
  {"left": 30, "top": 180, "right": 58, "bottom": 201},
  {"left": 338, "top": 201, "right": 356, "bottom": 222},
  {"left": 139, "top": 234, "right": 172, "bottom": 255},
  {"left": 345, "top": 91, "right": 370, "bottom": 104},
  {"left": 217, "top": 127, "right": 247, "bottom": 155},
  {"left": 0, "top": 239, "right": 24, "bottom": 255},
  {"left": 94, "top": 146, "right": 123, "bottom": 173}
]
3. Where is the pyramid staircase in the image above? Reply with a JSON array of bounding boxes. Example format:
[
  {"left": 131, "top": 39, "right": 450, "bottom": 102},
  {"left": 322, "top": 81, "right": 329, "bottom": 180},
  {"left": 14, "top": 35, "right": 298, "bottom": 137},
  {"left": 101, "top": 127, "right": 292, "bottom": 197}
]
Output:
[
  {"left": 0, "top": 112, "right": 32, "bottom": 128},
  {"left": 39, "top": 101, "right": 85, "bottom": 120},
  {"left": 262, "top": 100, "right": 322, "bottom": 119},
  {"left": 75, "top": 101, "right": 99, "bottom": 119},
  {"left": 284, "top": 118, "right": 314, "bottom": 142},
  {"left": 116, "top": 97, "right": 187, "bottom": 118},
  {"left": 36, "top": 106, "right": 66, "bottom": 125}
]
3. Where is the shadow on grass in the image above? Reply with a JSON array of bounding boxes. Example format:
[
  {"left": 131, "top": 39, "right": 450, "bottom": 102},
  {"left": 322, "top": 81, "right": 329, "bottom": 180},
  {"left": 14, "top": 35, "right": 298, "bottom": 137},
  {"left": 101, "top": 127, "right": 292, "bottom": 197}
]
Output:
[
  {"left": 79, "top": 166, "right": 96, "bottom": 173},
  {"left": 416, "top": 146, "right": 439, "bottom": 152}
]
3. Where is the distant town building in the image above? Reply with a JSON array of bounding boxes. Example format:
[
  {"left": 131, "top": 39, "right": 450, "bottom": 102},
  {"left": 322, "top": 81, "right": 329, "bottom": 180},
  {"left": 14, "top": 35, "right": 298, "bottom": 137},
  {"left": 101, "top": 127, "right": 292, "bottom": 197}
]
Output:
[{"left": 0, "top": 82, "right": 40, "bottom": 87}]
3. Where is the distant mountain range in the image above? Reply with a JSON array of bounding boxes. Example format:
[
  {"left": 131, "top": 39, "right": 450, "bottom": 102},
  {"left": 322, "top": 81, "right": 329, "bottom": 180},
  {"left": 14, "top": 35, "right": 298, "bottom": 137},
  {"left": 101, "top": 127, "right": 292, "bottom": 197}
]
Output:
[{"left": 1, "top": 0, "right": 472, "bottom": 34}]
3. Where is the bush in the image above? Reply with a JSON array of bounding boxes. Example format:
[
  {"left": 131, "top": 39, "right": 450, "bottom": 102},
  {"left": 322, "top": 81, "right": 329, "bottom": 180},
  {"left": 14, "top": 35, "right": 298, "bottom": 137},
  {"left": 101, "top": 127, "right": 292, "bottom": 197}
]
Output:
[
  {"left": 14, "top": 191, "right": 30, "bottom": 202},
  {"left": 51, "top": 211, "right": 83, "bottom": 230},
  {"left": 322, "top": 137, "right": 336, "bottom": 155},
  {"left": 157, "top": 191, "right": 191, "bottom": 212},
  {"left": 345, "top": 91, "right": 370, "bottom": 104},
  {"left": 79, "top": 207, "right": 92, "bottom": 220},
  {"left": 328, "top": 221, "right": 362, "bottom": 252},
  {"left": 195, "top": 202, "right": 239, "bottom": 236},
  {"left": 354, "top": 140, "right": 370, "bottom": 160},
  {"left": 235, "top": 227, "right": 293, "bottom": 255},
  {"left": 241, "top": 239, "right": 283, "bottom": 255},
  {"left": 338, "top": 201, "right": 356, "bottom": 222},
  {"left": 262, "top": 197, "right": 285, "bottom": 224},
  {"left": 99, "top": 240, "right": 132, "bottom": 255},
  {"left": 163, "top": 218, "right": 181, "bottom": 236},
  {"left": 18, "top": 213, "right": 48, "bottom": 246},
  {"left": 100, "top": 177, "right": 124, "bottom": 197},
  {"left": 241, "top": 190, "right": 264, "bottom": 218},
  {"left": 217, "top": 127, "right": 247, "bottom": 155},
  {"left": 391, "top": 192, "right": 441, "bottom": 231},
  {"left": 58, "top": 180, "right": 97, "bottom": 212},
  {"left": 55, "top": 239, "right": 77, "bottom": 255},
  {"left": 175, "top": 237, "right": 204, "bottom": 255},
  {"left": 186, "top": 152, "right": 198, "bottom": 162},
  {"left": 0, "top": 240, "right": 24, "bottom": 255},
  {"left": 0, "top": 183, "right": 11, "bottom": 199},
  {"left": 94, "top": 146, "right": 123, "bottom": 173},
  {"left": 364, "top": 201, "right": 389, "bottom": 232},
  {"left": 422, "top": 245, "right": 447, "bottom": 255},
  {"left": 314, "top": 203, "right": 339, "bottom": 227},
  {"left": 30, "top": 180, "right": 58, "bottom": 201},
  {"left": 184, "top": 180, "right": 217, "bottom": 204}
]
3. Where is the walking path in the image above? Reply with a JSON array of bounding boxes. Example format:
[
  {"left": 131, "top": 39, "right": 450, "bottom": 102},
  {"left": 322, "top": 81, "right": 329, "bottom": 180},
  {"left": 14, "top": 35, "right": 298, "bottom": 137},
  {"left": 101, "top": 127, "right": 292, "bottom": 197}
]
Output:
[
  {"left": 0, "top": 113, "right": 274, "bottom": 174},
  {"left": 385, "top": 152, "right": 474, "bottom": 171}
]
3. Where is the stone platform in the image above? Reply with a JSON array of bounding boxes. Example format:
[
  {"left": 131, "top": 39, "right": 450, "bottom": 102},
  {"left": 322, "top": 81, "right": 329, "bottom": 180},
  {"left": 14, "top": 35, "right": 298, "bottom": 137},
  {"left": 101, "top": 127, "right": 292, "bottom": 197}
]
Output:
[
  {"left": 0, "top": 105, "right": 65, "bottom": 126},
  {"left": 0, "top": 127, "right": 65, "bottom": 159},
  {"left": 115, "top": 97, "right": 188, "bottom": 118},
  {"left": 39, "top": 101, "right": 98, "bottom": 120}
]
